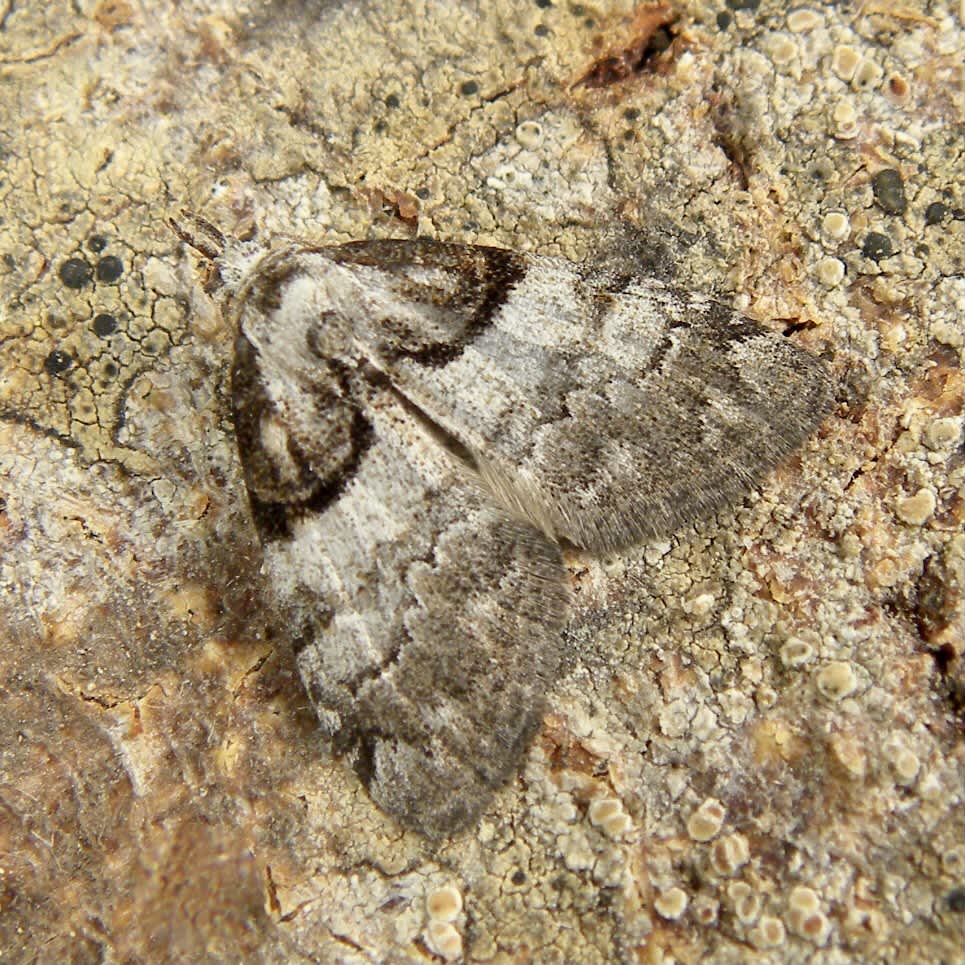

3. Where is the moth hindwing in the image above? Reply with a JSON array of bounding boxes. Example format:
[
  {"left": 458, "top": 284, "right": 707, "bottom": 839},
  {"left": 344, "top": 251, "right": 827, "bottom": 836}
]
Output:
[{"left": 228, "top": 239, "right": 834, "bottom": 837}]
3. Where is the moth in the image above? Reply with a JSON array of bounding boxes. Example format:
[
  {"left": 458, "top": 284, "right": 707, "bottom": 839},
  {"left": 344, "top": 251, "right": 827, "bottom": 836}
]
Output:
[{"left": 223, "top": 237, "right": 834, "bottom": 838}]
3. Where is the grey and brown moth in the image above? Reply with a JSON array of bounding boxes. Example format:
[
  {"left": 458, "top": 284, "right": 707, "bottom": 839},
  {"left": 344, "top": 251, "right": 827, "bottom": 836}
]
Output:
[{"left": 224, "top": 238, "right": 834, "bottom": 838}]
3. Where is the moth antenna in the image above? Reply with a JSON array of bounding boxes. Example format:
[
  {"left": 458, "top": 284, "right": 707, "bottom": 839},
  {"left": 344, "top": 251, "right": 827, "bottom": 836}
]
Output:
[
  {"left": 168, "top": 211, "right": 227, "bottom": 261},
  {"left": 168, "top": 210, "right": 262, "bottom": 295}
]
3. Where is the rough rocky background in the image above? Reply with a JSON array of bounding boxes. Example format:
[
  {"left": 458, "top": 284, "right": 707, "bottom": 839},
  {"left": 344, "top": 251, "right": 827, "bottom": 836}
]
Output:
[{"left": 1, "top": 1, "right": 962, "bottom": 963}]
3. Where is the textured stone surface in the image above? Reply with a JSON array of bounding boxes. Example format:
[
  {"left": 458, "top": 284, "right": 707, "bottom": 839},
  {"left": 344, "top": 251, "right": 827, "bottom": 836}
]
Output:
[{"left": 1, "top": 1, "right": 962, "bottom": 963}]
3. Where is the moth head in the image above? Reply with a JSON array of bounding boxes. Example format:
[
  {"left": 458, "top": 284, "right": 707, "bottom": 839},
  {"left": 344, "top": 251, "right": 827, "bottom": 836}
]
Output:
[
  {"left": 230, "top": 248, "right": 359, "bottom": 380},
  {"left": 229, "top": 251, "right": 372, "bottom": 519}
]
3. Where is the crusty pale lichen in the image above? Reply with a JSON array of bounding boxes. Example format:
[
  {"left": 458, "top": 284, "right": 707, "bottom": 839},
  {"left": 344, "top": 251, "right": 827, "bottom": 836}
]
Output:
[{"left": 1, "top": 1, "right": 961, "bottom": 963}]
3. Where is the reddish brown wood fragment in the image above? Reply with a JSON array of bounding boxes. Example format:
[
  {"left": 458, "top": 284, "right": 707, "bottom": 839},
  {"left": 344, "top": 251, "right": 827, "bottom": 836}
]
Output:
[{"left": 575, "top": 2, "right": 677, "bottom": 89}]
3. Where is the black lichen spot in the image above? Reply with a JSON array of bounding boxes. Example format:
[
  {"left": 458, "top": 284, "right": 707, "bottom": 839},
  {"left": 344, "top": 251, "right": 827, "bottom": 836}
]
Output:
[
  {"left": 96, "top": 255, "right": 124, "bottom": 283},
  {"left": 535, "top": 0, "right": 552, "bottom": 7},
  {"left": 808, "top": 159, "right": 834, "bottom": 181},
  {"left": 59, "top": 257, "right": 92, "bottom": 289},
  {"left": 924, "top": 201, "right": 949, "bottom": 226},
  {"left": 871, "top": 168, "right": 907, "bottom": 215},
  {"left": 141, "top": 332, "right": 169, "bottom": 355},
  {"left": 534, "top": 23, "right": 550, "bottom": 36},
  {"left": 102, "top": 360, "right": 119, "bottom": 379},
  {"left": 384, "top": 93, "right": 400, "bottom": 109},
  {"left": 726, "top": 0, "right": 759, "bottom": 8},
  {"left": 87, "top": 235, "right": 108, "bottom": 253},
  {"left": 717, "top": 10, "right": 733, "bottom": 28},
  {"left": 93, "top": 312, "right": 117, "bottom": 337},
  {"left": 571, "top": 3, "right": 585, "bottom": 14},
  {"left": 416, "top": 187, "right": 430, "bottom": 200},
  {"left": 624, "top": 107, "right": 640, "bottom": 121},
  {"left": 459, "top": 80, "right": 478, "bottom": 97},
  {"left": 3, "top": 253, "right": 15, "bottom": 269},
  {"left": 44, "top": 349, "right": 74, "bottom": 376},
  {"left": 511, "top": 869, "right": 527, "bottom": 885},
  {"left": 862, "top": 231, "right": 894, "bottom": 261},
  {"left": 947, "top": 887, "right": 965, "bottom": 913}
]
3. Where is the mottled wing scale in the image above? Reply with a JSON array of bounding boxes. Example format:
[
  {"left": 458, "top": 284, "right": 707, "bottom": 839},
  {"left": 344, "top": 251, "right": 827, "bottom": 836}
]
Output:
[
  {"left": 317, "top": 241, "right": 836, "bottom": 551},
  {"left": 228, "top": 239, "right": 834, "bottom": 836},
  {"left": 230, "top": 249, "right": 568, "bottom": 837}
]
